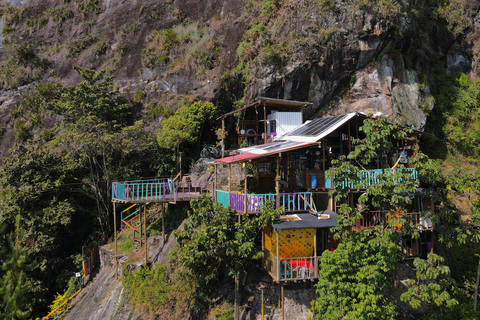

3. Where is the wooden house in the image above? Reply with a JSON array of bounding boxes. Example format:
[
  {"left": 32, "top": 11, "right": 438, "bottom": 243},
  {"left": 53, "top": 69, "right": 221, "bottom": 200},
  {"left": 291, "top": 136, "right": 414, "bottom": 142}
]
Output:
[{"left": 214, "top": 105, "right": 435, "bottom": 282}]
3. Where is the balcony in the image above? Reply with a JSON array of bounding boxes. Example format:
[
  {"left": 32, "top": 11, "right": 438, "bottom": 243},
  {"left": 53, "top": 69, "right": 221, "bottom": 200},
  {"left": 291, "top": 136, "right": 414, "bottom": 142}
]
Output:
[
  {"left": 324, "top": 168, "right": 418, "bottom": 189},
  {"left": 112, "top": 178, "right": 214, "bottom": 203},
  {"left": 215, "top": 190, "right": 315, "bottom": 214},
  {"left": 351, "top": 211, "right": 433, "bottom": 231},
  {"left": 263, "top": 251, "right": 318, "bottom": 282}
]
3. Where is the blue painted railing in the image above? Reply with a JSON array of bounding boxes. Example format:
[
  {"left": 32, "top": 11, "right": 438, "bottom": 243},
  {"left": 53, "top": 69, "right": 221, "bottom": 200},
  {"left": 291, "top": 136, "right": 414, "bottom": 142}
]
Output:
[
  {"left": 324, "top": 168, "right": 417, "bottom": 189},
  {"left": 216, "top": 190, "right": 230, "bottom": 207},
  {"left": 112, "top": 178, "right": 214, "bottom": 202},
  {"left": 216, "top": 191, "right": 314, "bottom": 214}
]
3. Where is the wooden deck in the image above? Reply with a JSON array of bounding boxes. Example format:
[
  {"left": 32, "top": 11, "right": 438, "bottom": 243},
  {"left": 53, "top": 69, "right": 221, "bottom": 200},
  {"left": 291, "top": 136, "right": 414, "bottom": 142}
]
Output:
[{"left": 112, "top": 179, "right": 214, "bottom": 204}]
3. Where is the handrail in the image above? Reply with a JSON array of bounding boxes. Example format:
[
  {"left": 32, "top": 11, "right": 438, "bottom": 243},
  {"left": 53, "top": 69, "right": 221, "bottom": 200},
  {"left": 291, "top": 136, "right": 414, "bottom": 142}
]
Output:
[
  {"left": 219, "top": 191, "right": 313, "bottom": 213},
  {"left": 112, "top": 180, "right": 214, "bottom": 202},
  {"left": 326, "top": 168, "right": 418, "bottom": 189},
  {"left": 264, "top": 251, "right": 317, "bottom": 281},
  {"left": 121, "top": 203, "right": 138, "bottom": 213},
  {"left": 352, "top": 210, "right": 433, "bottom": 231},
  {"left": 121, "top": 219, "right": 140, "bottom": 232},
  {"left": 42, "top": 288, "right": 81, "bottom": 320}
]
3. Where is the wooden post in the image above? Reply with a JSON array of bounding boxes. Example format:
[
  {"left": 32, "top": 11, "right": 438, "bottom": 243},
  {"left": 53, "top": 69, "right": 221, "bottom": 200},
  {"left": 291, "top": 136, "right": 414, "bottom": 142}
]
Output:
[
  {"left": 281, "top": 283, "right": 284, "bottom": 320},
  {"left": 162, "top": 203, "right": 165, "bottom": 244},
  {"left": 348, "top": 123, "right": 351, "bottom": 153},
  {"left": 113, "top": 202, "right": 117, "bottom": 279},
  {"left": 139, "top": 206, "right": 142, "bottom": 246},
  {"left": 221, "top": 118, "right": 225, "bottom": 158},
  {"left": 234, "top": 271, "right": 240, "bottom": 320},
  {"left": 322, "top": 139, "right": 326, "bottom": 172},
  {"left": 228, "top": 163, "right": 231, "bottom": 206},
  {"left": 144, "top": 205, "right": 147, "bottom": 266},
  {"left": 314, "top": 229, "right": 318, "bottom": 277},
  {"left": 244, "top": 163, "right": 248, "bottom": 216},
  {"left": 276, "top": 231, "right": 280, "bottom": 281},
  {"left": 261, "top": 289, "right": 265, "bottom": 320},
  {"left": 276, "top": 154, "right": 280, "bottom": 209},
  {"left": 278, "top": 282, "right": 281, "bottom": 313},
  {"left": 179, "top": 152, "right": 182, "bottom": 181},
  {"left": 214, "top": 164, "right": 217, "bottom": 202},
  {"left": 263, "top": 103, "right": 267, "bottom": 144}
]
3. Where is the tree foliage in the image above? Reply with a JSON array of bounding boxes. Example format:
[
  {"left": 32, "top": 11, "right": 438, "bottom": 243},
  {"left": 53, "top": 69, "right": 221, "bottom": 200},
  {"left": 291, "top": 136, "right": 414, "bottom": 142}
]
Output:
[
  {"left": 173, "top": 196, "right": 281, "bottom": 303},
  {"left": 157, "top": 100, "right": 217, "bottom": 158},
  {"left": 48, "top": 66, "right": 130, "bottom": 129},
  {"left": 0, "top": 66, "right": 163, "bottom": 316},
  {"left": 316, "top": 115, "right": 456, "bottom": 318},
  {"left": 400, "top": 253, "right": 458, "bottom": 315},
  {"left": 0, "top": 215, "right": 34, "bottom": 320},
  {"left": 313, "top": 230, "right": 398, "bottom": 319}
]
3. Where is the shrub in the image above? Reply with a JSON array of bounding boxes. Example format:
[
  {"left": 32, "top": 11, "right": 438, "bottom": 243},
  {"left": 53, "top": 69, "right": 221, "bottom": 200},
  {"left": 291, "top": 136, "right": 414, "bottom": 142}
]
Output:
[
  {"left": 122, "top": 264, "right": 195, "bottom": 318},
  {"left": 0, "top": 38, "right": 44, "bottom": 89},
  {"left": 142, "top": 28, "right": 178, "bottom": 67},
  {"left": 67, "top": 34, "right": 97, "bottom": 57},
  {"left": 133, "top": 90, "right": 147, "bottom": 102}
]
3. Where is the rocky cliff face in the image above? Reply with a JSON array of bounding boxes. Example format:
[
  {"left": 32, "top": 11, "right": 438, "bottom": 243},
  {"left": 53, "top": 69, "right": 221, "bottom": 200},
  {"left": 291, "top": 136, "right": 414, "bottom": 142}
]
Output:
[{"left": 0, "top": 0, "right": 478, "bottom": 150}]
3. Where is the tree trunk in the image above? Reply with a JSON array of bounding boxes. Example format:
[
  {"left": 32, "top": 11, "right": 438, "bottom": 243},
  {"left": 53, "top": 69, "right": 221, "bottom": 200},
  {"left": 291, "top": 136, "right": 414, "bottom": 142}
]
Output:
[{"left": 234, "top": 271, "right": 240, "bottom": 320}]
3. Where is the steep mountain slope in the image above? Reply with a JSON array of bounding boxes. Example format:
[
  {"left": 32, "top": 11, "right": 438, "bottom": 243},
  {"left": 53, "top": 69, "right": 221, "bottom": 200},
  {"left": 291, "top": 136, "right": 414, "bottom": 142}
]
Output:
[{"left": 0, "top": 0, "right": 477, "bottom": 135}]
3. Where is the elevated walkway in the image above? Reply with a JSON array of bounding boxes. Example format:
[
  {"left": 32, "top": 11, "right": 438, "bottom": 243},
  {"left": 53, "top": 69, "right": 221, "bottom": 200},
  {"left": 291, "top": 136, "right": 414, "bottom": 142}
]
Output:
[{"left": 112, "top": 178, "right": 214, "bottom": 204}]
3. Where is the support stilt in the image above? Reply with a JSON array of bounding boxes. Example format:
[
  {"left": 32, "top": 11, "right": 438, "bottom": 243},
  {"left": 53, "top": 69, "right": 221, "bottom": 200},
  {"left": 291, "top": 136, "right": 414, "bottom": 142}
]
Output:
[
  {"left": 162, "top": 203, "right": 165, "bottom": 244},
  {"left": 281, "top": 283, "right": 284, "bottom": 320},
  {"left": 113, "top": 203, "right": 117, "bottom": 279},
  {"left": 144, "top": 205, "right": 147, "bottom": 266}
]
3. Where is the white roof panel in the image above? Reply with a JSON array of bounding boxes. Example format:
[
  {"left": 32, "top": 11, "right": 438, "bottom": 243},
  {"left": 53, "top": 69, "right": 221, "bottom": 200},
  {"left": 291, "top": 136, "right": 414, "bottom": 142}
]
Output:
[{"left": 280, "top": 112, "right": 357, "bottom": 142}]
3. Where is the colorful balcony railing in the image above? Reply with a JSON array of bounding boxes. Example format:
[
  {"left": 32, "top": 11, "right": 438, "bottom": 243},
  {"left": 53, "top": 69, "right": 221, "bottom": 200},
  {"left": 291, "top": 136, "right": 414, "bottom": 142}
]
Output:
[
  {"left": 352, "top": 211, "right": 433, "bottom": 231},
  {"left": 325, "top": 168, "right": 418, "bottom": 189},
  {"left": 112, "top": 178, "right": 214, "bottom": 203},
  {"left": 263, "top": 251, "right": 318, "bottom": 282},
  {"left": 215, "top": 190, "right": 314, "bottom": 214}
]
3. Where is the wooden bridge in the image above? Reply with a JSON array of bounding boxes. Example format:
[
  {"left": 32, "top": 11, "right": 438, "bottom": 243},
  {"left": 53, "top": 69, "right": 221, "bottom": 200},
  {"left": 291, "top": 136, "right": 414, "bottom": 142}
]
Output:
[{"left": 111, "top": 178, "right": 214, "bottom": 204}]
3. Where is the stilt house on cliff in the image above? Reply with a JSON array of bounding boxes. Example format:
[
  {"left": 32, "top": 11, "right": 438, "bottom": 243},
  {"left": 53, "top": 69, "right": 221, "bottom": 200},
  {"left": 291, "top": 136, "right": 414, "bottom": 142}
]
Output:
[
  {"left": 214, "top": 97, "right": 434, "bottom": 283},
  {"left": 111, "top": 97, "right": 435, "bottom": 284}
]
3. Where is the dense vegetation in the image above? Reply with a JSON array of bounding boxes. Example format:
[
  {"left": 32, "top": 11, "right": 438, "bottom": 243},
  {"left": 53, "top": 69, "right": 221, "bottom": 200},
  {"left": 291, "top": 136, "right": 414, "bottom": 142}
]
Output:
[
  {"left": 0, "top": 0, "right": 480, "bottom": 319},
  {"left": 0, "top": 66, "right": 218, "bottom": 317},
  {"left": 313, "top": 115, "right": 479, "bottom": 319},
  {"left": 122, "top": 197, "right": 281, "bottom": 318}
]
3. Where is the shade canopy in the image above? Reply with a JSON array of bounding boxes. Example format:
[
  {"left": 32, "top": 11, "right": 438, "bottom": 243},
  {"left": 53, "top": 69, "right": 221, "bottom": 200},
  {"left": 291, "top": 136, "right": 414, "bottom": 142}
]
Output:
[{"left": 271, "top": 211, "right": 338, "bottom": 231}]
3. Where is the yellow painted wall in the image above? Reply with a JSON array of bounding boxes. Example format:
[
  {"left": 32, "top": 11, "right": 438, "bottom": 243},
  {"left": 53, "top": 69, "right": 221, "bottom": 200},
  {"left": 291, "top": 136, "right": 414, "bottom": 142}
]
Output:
[
  {"left": 264, "top": 226, "right": 272, "bottom": 252},
  {"left": 270, "top": 228, "right": 315, "bottom": 258}
]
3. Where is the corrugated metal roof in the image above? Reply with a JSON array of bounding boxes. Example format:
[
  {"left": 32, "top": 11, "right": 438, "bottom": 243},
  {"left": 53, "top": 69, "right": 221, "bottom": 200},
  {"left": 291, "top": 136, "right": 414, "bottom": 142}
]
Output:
[
  {"left": 218, "top": 97, "right": 311, "bottom": 120},
  {"left": 278, "top": 112, "right": 357, "bottom": 142},
  {"left": 217, "top": 141, "right": 316, "bottom": 163}
]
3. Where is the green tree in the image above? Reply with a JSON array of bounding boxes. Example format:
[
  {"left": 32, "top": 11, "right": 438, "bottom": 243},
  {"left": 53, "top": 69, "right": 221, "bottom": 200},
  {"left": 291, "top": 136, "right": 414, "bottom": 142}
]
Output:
[
  {"left": 400, "top": 253, "right": 458, "bottom": 316},
  {"left": 3, "top": 66, "right": 162, "bottom": 315},
  {"left": 0, "top": 215, "right": 34, "bottom": 320},
  {"left": 313, "top": 230, "right": 398, "bottom": 319},
  {"left": 157, "top": 101, "right": 217, "bottom": 170},
  {"left": 173, "top": 196, "right": 281, "bottom": 311},
  {"left": 18, "top": 66, "right": 160, "bottom": 231},
  {"left": 48, "top": 65, "right": 130, "bottom": 129},
  {"left": 0, "top": 141, "right": 75, "bottom": 312},
  {"left": 315, "top": 115, "right": 448, "bottom": 318}
]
